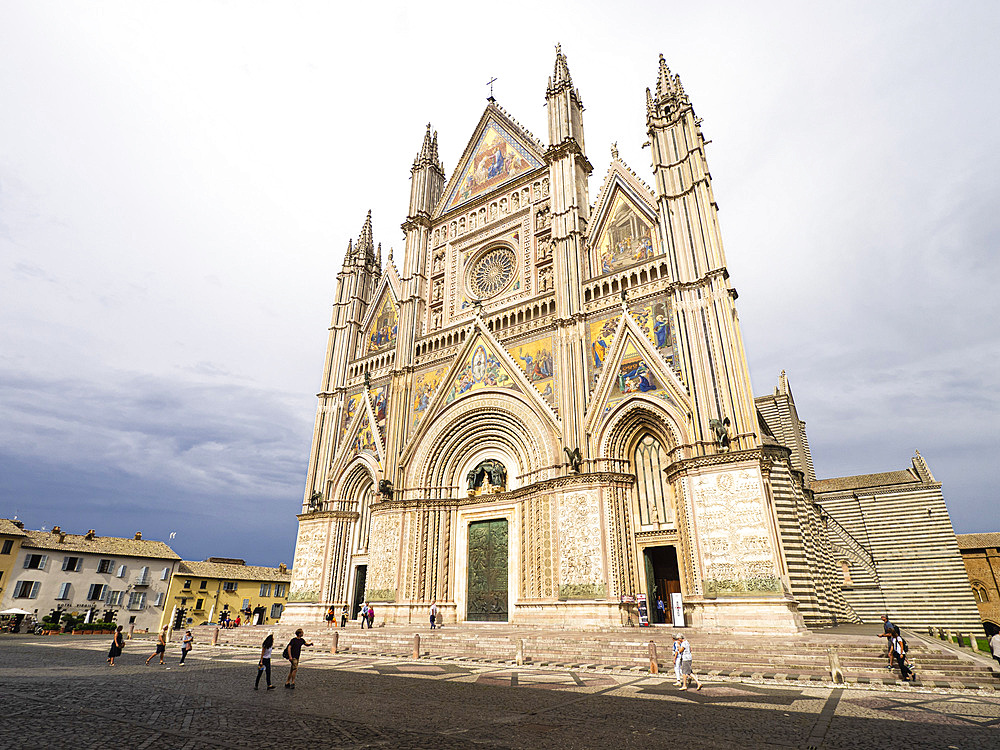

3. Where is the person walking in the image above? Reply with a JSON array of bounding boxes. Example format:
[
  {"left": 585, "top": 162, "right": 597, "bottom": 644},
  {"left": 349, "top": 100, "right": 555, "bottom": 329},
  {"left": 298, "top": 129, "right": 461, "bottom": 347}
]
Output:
[
  {"left": 890, "top": 631, "right": 914, "bottom": 681},
  {"left": 675, "top": 633, "right": 702, "bottom": 691},
  {"left": 145, "top": 626, "right": 168, "bottom": 665},
  {"left": 360, "top": 603, "right": 369, "bottom": 629},
  {"left": 325, "top": 606, "right": 335, "bottom": 629},
  {"left": 255, "top": 633, "right": 275, "bottom": 690},
  {"left": 430, "top": 601, "right": 438, "bottom": 629},
  {"left": 671, "top": 633, "right": 683, "bottom": 686},
  {"left": 877, "top": 615, "right": 898, "bottom": 669},
  {"left": 284, "top": 628, "right": 313, "bottom": 689},
  {"left": 340, "top": 604, "right": 348, "bottom": 628},
  {"left": 656, "top": 596, "right": 666, "bottom": 624},
  {"left": 107, "top": 625, "right": 124, "bottom": 666},
  {"left": 367, "top": 603, "right": 375, "bottom": 628},
  {"left": 179, "top": 630, "right": 193, "bottom": 665},
  {"left": 990, "top": 631, "right": 1000, "bottom": 667}
]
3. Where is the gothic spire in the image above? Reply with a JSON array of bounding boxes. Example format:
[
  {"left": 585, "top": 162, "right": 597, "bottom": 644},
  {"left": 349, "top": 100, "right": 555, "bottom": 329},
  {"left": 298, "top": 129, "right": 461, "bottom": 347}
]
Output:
[
  {"left": 547, "top": 43, "right": 583, "bottom": 107},
  {"left": 650, "top": 54, "right": 690, "bottom": 119},
  {"left": 356, "top": 210, "right": 375, "bottom": 266},
  {"left": 412, "top": 123, "right": 444, "bottom": 175}
]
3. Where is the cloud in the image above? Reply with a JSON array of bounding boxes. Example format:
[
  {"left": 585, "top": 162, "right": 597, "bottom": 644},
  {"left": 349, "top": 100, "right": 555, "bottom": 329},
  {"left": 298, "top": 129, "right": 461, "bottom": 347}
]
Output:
[{"left": 0, "top": 368, "right": 308, "bottom": 564}]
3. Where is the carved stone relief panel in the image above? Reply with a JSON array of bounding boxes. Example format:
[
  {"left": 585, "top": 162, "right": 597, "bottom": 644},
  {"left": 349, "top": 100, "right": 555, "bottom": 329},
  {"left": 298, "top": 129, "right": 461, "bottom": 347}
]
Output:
[
  {"left": 289, "top": 518, "right": 330, "bottom": 602},
  {"left": 558, "top": 490, "right": 606, "bottom": 599},
  {"left": 520, "top": 493, "right": 555, "bottom": 599},
  {"left": 366, "top": 511, "right": 401, "bottom": 601},
  {"left": 689, "top": 467, "right": 780, "bottom": 595}
]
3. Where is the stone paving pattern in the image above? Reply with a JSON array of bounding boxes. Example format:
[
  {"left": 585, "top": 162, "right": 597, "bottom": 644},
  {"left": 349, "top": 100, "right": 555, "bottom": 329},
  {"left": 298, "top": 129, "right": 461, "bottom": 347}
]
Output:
[{"left": 1, "top": 635, "right": 998, "bottom": 749}]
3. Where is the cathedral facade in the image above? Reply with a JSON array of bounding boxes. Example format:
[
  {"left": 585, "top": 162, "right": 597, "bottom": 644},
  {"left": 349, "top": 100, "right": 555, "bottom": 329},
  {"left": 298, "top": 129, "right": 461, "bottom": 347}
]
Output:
[{"left": 284, "top": 50, "right": 981, "bottom": 633}]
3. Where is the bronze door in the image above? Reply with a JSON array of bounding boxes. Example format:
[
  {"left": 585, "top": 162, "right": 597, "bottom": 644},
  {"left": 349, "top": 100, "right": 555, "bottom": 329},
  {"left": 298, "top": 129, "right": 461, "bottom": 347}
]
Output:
[{"left": 467, "top": 519, "right": 508, "bottom": 622}]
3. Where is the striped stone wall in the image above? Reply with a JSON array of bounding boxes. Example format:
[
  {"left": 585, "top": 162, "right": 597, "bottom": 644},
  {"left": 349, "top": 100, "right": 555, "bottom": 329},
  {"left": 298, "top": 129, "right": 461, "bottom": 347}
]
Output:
[
  {"left": 815, "top": 466, "right": 982, "bottom": 632},
  {"left": 766, "top": 450, "right": 858, "bottom": 626}
]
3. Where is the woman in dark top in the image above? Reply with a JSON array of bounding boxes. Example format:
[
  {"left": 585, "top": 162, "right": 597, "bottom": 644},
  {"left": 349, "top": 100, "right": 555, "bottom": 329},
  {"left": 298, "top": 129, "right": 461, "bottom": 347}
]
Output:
[{"left": 107, "top": 626, "right": 124, "bottom": 666}]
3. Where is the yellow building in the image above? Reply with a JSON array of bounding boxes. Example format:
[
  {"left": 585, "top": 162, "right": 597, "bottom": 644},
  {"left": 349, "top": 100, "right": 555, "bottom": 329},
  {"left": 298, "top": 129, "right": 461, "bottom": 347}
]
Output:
[
  {"left": 160, "top": 557, "right": 290, "bottom": 629},
  {"left": 0, "top": 519, "right": 28, "bottom": 603}
]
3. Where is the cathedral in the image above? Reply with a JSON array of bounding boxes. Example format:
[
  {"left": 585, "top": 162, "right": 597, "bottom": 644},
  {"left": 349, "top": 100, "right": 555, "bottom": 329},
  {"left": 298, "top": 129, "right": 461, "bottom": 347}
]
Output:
[{"left": 285, "top": 49, "right": 981, "bottom": 633}]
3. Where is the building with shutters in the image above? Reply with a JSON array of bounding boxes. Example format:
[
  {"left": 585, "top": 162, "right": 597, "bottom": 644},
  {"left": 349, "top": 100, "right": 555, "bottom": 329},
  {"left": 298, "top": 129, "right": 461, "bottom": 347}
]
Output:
[
  {"left": 283, "top": 49, "right": 982, "bottom": 633},
  {"left": 159, "top": 558, "right": 291, "bottom": 629},
  {"left": 0, "top": 523, "right": 180, "bottom": 632}
]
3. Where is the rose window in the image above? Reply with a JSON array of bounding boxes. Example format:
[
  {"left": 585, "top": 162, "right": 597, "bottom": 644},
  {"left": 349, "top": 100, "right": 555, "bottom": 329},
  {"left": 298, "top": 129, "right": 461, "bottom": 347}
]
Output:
[{"left": 470, "top": 247, "right": 516, "bottom": 299}]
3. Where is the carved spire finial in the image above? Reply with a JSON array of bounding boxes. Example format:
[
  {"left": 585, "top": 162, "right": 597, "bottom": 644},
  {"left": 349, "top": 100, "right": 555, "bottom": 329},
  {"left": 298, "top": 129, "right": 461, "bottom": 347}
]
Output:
[
  {"left": 611, "top": 142, "right": 619, "bottom": 160},
  {"left": 356, "top": 211, "right": 374, "bottom": 265}
]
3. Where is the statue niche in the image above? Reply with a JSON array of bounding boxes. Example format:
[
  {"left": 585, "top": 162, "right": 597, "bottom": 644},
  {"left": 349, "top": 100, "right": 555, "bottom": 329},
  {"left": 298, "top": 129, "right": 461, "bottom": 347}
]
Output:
[{"left": 466, "top": 459, "right": 507, "bottom": 496}]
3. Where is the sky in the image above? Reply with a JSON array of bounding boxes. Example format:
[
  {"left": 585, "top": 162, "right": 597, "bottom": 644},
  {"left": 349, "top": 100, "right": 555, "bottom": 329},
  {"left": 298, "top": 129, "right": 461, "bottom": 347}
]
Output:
[{"left": 1, "top": 1, "right": 997, "bottom": 567}]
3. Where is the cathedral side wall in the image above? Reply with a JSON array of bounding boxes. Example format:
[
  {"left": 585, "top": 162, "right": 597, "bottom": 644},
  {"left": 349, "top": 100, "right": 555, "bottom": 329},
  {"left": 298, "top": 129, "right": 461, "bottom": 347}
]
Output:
[{"left": 817, "top": 485, "right": 982, "bottom": 631}]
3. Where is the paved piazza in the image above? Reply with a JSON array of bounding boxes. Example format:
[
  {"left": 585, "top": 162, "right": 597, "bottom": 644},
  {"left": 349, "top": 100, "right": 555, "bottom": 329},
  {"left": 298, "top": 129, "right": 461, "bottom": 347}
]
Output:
[{"left": 1, "top": 635, "right": 998, "bottom": 749}]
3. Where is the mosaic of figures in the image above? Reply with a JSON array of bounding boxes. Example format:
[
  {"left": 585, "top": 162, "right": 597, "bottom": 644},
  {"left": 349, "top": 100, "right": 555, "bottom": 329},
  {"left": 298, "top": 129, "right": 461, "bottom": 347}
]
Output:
[
  {"left": 588, "top": 299, "right": 673, "bottom": 388},
  {"left": 593, "top": 192, "right": 659, "bottom": 274},
  {"left": 443, "top": 343, "right": 516, "bottom": 405},
  {"left": 445, "top": 122, "right": 542, "bottom": 211},
  {"left": 632, "top": 299, "right": 673, "bottom": 359},
  {"left": 366, "top": 294, "right": 398, "bottom": 353},
  {"left": 371, "top": 386, "right": 388, "bottom": 437},
  {"left": 353, "top": 421, "right": 378, "bottom": 457},
  {"left": 589, "top": 315, "right": 619, "bottom": 380},
  {"left": 342, "top": 391, "right": 365, "bottom": 437},
  {"left": 507, "top": 336, "right": 557, "bottom": 406},
  {"left": 411, "top": 365, "right": 449, "bottom": 431}
]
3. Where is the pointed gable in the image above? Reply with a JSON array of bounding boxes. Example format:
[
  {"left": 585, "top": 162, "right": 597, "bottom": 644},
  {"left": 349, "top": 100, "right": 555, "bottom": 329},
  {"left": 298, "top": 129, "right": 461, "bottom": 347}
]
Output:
[
  {"left": 585, "top": 312, "right": 690, "bottom": 430},
  {"left": 361, "top": 281, "right": 399, "bottom": 355},
  {"left": 442, "top": 335, "right": 523, "bottom": 405},
  {"left": 439, "top": 105, "right": 545, "bottom": 215},
  {"left": 589, "top": 159, "right": 660, "bottom": 276},
  {"left": 334, "top": 389, "right": 384, "bottom": 473}
]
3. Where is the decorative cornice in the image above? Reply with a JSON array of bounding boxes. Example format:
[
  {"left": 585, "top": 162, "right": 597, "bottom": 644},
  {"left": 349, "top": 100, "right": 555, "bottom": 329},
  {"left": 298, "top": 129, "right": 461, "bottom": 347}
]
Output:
[
  {"left": 296, "top": 510, "right": 360, "bottom": 522},
  {"left": 375, "top": 471, "right": 635, "bottom": 512}
]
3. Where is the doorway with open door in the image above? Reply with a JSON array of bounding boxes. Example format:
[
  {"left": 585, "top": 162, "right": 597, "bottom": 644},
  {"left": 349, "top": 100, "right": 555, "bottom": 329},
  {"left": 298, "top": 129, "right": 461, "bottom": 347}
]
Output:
[{"left": 642, "top": 545, "right": 681, "bottom": 625}]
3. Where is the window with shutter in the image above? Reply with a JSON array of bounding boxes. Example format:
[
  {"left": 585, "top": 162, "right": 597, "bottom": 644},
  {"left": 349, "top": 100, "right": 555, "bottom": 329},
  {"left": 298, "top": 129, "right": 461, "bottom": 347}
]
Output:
[
  {"left": 30, "top": 581, "right": 40, "bottom": 598},
  {"left": 161, "top": 567, "right": 170, "bottom": 580},
  {"left": 153, "top": 592, "right": 165, "bottom": 606},
  {"left": 117, "top": 565, "right": 126, "bottom": 578},
  {"left": 57, "top": 582, "right": 71, "bottom": 600},
  {"left": 98, "top": 559, "right": 114, "bottom": 574}
]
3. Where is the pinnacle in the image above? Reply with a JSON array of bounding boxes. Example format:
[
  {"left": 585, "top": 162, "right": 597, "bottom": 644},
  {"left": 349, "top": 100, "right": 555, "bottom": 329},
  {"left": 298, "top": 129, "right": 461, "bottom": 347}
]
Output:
[
  {"left": 656, "top": 54, "right": 673, "bottom": 101},
  {"left": 553, "top": 43, "right": 572, "bottom": 86},
  {"left": 357, "top": 211, "right": 374, "bottom": 260},
  {"left": 547, "top": 43, "right": 581, "bottom": 104}
]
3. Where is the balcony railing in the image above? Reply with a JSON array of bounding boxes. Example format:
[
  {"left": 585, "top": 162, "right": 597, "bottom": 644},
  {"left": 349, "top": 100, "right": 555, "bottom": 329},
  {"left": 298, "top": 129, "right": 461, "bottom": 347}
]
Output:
[{"left": 133, "top": 575, "right": 151, "bottom": 587}]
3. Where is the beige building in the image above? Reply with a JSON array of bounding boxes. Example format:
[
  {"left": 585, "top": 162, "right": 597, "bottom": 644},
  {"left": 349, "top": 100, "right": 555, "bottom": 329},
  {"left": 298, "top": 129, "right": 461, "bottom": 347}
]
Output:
[
  {"left": 160, "top": 558, "right": 290, "bottom": 629},
  {"left": 0, "top": 519, "right": 28, "bottom": 604},
  {"left": 284, "top": 50, "right": 981, "bottom": 633},
  {"left": 956, "top": 533, "right": 1000, "bottom": 635},
  {"left": 0, "top": 524, "right": 180, "bottom": 631}
]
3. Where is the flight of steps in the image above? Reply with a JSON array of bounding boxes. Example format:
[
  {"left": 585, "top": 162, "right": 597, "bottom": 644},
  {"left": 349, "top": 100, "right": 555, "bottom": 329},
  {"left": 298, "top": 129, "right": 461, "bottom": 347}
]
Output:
[{"left": 194, "top": 624, "right": 999, "bottom": 690}]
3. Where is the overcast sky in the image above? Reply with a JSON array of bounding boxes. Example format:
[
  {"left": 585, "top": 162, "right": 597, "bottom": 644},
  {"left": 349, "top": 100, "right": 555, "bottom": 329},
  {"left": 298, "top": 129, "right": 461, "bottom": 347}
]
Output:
[{"left": 2, "top": 1, "right": 997, "bottom": 567}]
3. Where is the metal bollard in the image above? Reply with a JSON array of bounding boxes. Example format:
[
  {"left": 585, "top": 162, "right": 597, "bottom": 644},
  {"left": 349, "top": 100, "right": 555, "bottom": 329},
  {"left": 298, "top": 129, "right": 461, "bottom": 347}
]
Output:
[
  {"left": 412, "top": 634, "right": 421, "bottom": 660},
  {"left": 166, "top": 627, "right": 172, "bottom": 643},
  {"left": 648, "top": 641, "right": 658, "bottom": 674},
  {"left": 516, "top": 638, "right": 525, "bottom": 667},
  {"left": 212, "top": 627, "right": 220, "bottom": 645},
  {"left": 331, "top": 631, "right": 339, "bottom": 654},
  {"left": 828, "top": 647, "right": 844, "bottom": 684}
]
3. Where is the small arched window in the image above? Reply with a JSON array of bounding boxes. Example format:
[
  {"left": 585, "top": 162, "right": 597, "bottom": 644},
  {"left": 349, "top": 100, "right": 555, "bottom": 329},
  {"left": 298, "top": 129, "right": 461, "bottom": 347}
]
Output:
[
  {"left": 972, "top": 583, "right": 990, "bottom": 603},
  {"left": 840, "top": 560, "right": 852, "bottom": 585}
]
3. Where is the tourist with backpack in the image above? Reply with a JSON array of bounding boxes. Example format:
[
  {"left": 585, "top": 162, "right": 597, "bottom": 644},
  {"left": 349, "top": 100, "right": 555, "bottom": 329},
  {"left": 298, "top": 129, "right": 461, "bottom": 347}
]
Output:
[{"left": 283, "top": 628, "right": 313, "bottom": 689}]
